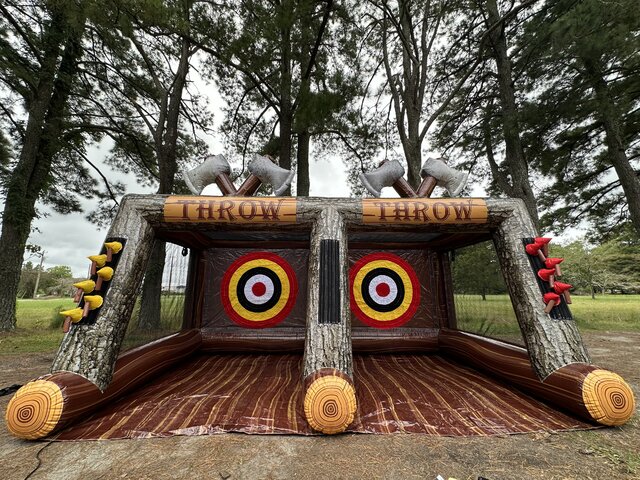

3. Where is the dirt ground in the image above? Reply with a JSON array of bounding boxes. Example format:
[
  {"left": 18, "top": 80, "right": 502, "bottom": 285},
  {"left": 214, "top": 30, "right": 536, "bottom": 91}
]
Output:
[{"left": 1, "top": 332, "right": 639, "bottom": 480}]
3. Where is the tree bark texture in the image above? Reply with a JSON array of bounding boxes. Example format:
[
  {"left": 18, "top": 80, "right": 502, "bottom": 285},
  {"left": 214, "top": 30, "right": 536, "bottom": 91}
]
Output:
[
  {"left": 583, "top": 56, "right": 640, "bottom": 236},
  {"left": 296, "top": 130, "right": 310, "bottom": 196},
  {"left": 301, "top": 205, "right": 356, "bottom": 434},
  {"left": 485, "top": 0, "right": 540, "bottom": 231},
  {"left": 302, "top": 206, "right": 353, "bottom": 378},
  {"left": 50, "top": 194, "right": 590, "bottom": 387},
  {"left": 0, "top": 9, "right": 84, "bottom": 330},
  {"left": 400, "top": 2, "right": 422, "bottom": 189},
  {"left": 382, "top": 1, "right": 424, "bottom": 190},
  {"left": 51, "top": 196, "right": 164, "bottom": 390},
  {"left": 489, "top": 198, "right": 590, "bottom": 378},
  {"left": 137, "top": 28, "right": 191, "bottom": 330}
]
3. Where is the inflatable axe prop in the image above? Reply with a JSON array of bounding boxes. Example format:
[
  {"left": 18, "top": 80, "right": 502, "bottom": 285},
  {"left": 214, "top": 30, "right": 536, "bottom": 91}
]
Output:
[
  {"left": 419, "top": 157, "right": 468, "bottom": 197},
  {"left": 534, "top": 237, "right": 552, "bottom": 257},
  {"left": 72, "top": 279, "right": 95, "bottom": 302},
  {"left": 359, "top": 160, "right": 415, "bottom": 198},
  {"left": 538, "top": 268, "right": 556, "bottom": 287},
  {"left": 553, "top": 281, "right": 573, "bottom": 304},
  {"left": 59, "top": 308, "right": 83, "bottom": 333},
  {"left": 87, "top": 254, "right": 107, "bottom": 275},
  {"left": 184, "top": 154, "right": 237, "bottom": 195},
  {"left": 543, "top": 292, "right": 561, "bottom": 314},
  {"left": 239, "top": 154, "right": 295, "bottom": 196},
  {"left": 545, "top": 257, "right": 564, "bottom": 276},
  {"left": 95, "top": 267, "right": 114, "bottom": 291},
  {"left": 525, "top": 241, "right": 547, "bottom": 262}
]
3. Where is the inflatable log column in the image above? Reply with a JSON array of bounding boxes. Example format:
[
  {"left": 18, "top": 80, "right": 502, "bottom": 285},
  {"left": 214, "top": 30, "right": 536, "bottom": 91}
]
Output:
[
  {"left": 486, "top": 198, "right": 635, "bottom": 425},
  {"left": 302, "top": 206, "right": 357, "bottom": 434},
  {"left": 5, "top": 195, "right": 169, "bottom": 439},
  {"left": 440, "top": 330, "right": 635, "bottom": 426},
  {"left": 5, "top": 331, "right": 201, "bottom": 439}
]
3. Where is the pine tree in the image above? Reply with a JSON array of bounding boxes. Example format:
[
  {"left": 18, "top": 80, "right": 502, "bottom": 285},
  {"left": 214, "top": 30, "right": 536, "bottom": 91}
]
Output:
[
  {"left": 521, "top": 0, "right": 640, "bottom": 237},
  {"left": 194, "top": 0, "right": 365, "bottom": 196},
  {"left": 0, "top": 1, "right": 94, "bottom": 330}
]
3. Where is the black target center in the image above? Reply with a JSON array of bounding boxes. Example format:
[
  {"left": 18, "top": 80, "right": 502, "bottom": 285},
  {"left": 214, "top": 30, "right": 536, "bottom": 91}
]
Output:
[
  {"left": 361, "top": 267, "right": 405, "bottom": 312},
  {"left": 237, "top": 266, "right": 282, "bottom": 312}
]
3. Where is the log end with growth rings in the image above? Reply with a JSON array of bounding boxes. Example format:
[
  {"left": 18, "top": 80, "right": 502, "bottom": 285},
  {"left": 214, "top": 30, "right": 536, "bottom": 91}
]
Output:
[
  {"left": 304, "top": 372, "right": 357, "bottom": 434},
  {"left": 5, "top": 380, "right": 64, "bottom": 439},
  {"left": 582, "top": 369, "right": 635, "bottom": 426}
]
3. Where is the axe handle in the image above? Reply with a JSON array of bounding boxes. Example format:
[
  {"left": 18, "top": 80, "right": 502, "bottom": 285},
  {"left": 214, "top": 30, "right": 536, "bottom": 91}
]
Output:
[
  {"left": 375, "top": 159, "right": 417, "bottom": 197},
  {"left": 392, "top": 177, "right": 417, "bottom": 198},
  {"left": 236, "top": 174, "right": 262, "bottom": 196},
  {"left": 416, "top": 176, "right": 438, "bottom": 197},
  {"left": 215, "top": 173, "right": 238, "bottom": 195}
]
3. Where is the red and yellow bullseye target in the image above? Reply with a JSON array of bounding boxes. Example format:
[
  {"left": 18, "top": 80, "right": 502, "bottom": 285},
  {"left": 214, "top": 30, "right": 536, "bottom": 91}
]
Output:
[
  {"left": 221, "top": 252, "right": 297, "bottom": 328},
  {"left": 350, "top": 253, "right": 420, "bottom": 329}
]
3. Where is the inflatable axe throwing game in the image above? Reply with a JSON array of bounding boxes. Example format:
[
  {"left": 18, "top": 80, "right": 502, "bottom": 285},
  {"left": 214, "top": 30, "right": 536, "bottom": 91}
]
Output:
[{"left": 6, "top": 155, "right": 635, "bottom": 440}]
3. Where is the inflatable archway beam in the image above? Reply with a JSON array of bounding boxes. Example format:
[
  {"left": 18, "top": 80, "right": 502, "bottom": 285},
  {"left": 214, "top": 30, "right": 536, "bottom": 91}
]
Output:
[{"left": 44, "top": 195, "right": 590, "bottom": 434}]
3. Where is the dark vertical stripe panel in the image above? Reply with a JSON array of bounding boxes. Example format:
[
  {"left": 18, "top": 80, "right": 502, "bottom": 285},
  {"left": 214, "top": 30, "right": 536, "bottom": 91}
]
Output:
[{"left": 319, "top": 239, "right": 340, "bottom": 324}]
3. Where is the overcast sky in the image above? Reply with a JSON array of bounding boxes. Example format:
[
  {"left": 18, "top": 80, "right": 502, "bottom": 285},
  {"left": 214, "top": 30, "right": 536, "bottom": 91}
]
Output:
[{"left": 20, "top": 136, "right": 591, "bottom": 279}]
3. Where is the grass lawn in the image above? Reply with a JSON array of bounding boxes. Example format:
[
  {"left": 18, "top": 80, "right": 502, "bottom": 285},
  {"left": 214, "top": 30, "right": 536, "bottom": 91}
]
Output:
[
  {"left": 455, "top": 293, "right": 640, "bottom": 338},
  {"left": 1, "top": 296, "right": 185, "bottom": 354},
  {"left": 0, "top": 298, "right": 75, "bottom": 354},
  {"left": 0, "top": 294, "right": 638, "bottom": 354}
]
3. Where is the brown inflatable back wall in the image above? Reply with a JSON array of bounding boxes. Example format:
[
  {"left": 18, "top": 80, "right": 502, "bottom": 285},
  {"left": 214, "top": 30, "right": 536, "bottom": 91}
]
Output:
[{"left": 198, "top": 247, "right": 446, "bottom": 353}]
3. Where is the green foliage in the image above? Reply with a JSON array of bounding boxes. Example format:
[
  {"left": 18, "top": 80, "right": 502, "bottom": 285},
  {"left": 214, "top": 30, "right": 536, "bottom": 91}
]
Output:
[
  {"left": 0, "top": 0, "right": 119, "bottom": 215},
  {"left": 455, "top": 294, "right": 522, "bottom": 342},
  {"left": 18, "top": 262, "right": 74, "bottom": 298},
  {"left": 196, "top": 0, "right": 371, "bottom": 190},
  {"left": 455, "top": 294, "right": 640, "bottom": 339},
  {"left": 49, "top": 304, "right": 67, "bottom": 329},
  {"left": 520, "top": 0, "right": 640, "bottom": 237},
  {"left": 431, "top": 0, "right": 640, "bottom": 238},
  {"left": 82, "top": 0, "right": 212, "bottom": 210},
  {"left": 551, "top": 235, "right": 640, "bottom": 295},
  {"left": 451, "top": 241, "right": 508, "bottom": 299},
  {"left": 0, "top": 298, "right": 73, "bottom": 353}
]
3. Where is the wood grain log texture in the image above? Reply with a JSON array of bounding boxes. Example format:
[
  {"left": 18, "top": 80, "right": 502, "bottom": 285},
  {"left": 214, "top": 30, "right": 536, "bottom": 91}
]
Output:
[
  {"left": 51, "top": 195, "right": 165, "bottom": 390},
  {"left": 303, "top": 368, "right": 357, "bottom": 435},
  {"left": 488, "top": 199, "right": 589, "bottom": 379},
  {"left": 7, "top": 330, "right": 201, "bottom": 439},
  {"left": 439, "top": 330, "right": 635, "bottom": 426},
  {"left": 302, "top": 206, "right": 356, "bottom": 434}
]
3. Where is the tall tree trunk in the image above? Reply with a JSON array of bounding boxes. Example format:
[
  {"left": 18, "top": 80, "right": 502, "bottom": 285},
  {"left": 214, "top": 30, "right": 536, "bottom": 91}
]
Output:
[
  {"left": 137, "top": 240, "right": 167, "bottom": 330},
  {"left": 403, "top": 137, "right": 422, "bottom": 189},
  {"left": 295, "top": 21, "right": 312, "bottom": 198},
  {"left": 485, "top": 0, "right": 540, "bottom": 230},
  {"left": 137, "top": 28, "right": 191, "bottom": 330},
  {"left": 297, "top": 129, "right": 310, "bottom": 196},
  {"left": 404, "top": 0, "right": 422, "bottom": 189},
  {"left": 583, "top": 56, "right": 640, "bottom": 236},
  {"left": 0, "top": 9, "right": 83, "bottom": 330},
  {"left": 398, "top": 1, "right": 423, "bottom": 189},
  {"left": 279, "top": 8, "right": 293, "bottom": 195}
]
